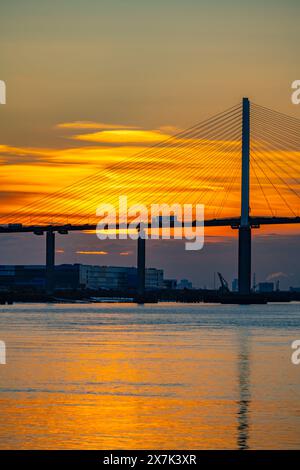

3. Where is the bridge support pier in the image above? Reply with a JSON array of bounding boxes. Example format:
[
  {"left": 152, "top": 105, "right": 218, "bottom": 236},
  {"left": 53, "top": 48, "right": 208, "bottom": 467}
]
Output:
[
  {"left": 238, "top": 226, "right": 251, "bottom": 295},
  {"left": 46, "top": 231, "right": 55, "bottom": 296},
  {"left": 137, "top": 234, "right": 146, "bottom": 303}
]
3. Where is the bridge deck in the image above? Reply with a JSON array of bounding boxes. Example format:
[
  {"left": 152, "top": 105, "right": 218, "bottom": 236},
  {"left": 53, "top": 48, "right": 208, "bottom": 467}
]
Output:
[{"left": 0, "top": 217, "right": 300, "bottom": 234}]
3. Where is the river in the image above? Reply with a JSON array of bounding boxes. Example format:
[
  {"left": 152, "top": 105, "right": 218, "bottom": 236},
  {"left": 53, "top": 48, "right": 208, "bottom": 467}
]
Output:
[{"left": 0, "top": 302, "right": 299, "bottom": 449}]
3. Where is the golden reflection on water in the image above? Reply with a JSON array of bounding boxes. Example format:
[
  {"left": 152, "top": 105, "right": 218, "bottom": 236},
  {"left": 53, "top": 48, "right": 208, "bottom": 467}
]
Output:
[
  {"left": 236, "top": 329, "right": 251, "bottom": 450},
  {"left": 0, "top": 303, "right": 299, "bottom": 449}
]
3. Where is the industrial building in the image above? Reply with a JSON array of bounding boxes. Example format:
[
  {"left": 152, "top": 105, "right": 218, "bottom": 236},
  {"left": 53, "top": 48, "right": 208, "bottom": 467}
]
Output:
[{"left": 0, "top": 264, "right": 164, "bottom": 292}]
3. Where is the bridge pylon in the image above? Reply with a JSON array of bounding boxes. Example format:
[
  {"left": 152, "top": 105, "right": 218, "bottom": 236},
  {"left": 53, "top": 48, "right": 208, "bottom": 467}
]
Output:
[
  {"left": 137, "top": 227, "right": 146, "bottom": 303},
  {"left": 238, "top": 97, "right": 251, "bottom": 295}
]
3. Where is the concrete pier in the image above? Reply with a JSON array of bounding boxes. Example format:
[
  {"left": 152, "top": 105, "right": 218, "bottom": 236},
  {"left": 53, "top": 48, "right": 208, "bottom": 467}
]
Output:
[{"left": 46, "top": 231, "right": 55, "bottom": 295}]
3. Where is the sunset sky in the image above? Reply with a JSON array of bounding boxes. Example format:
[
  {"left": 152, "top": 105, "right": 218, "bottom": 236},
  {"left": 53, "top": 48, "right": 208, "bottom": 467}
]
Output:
[{"left": 0, "top": 0, "right": 300, "bottom": 288}]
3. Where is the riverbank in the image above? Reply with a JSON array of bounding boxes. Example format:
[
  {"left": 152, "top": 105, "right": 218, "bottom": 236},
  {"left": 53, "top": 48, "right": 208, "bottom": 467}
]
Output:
[{"left": 1, "top": 289, "right": 300, "bottom": 305}]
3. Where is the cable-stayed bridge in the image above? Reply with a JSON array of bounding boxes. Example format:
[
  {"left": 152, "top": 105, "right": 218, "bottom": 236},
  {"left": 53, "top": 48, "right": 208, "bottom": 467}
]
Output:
[{"left": 1, "top": 98, "right": 300, "bottom": 299}]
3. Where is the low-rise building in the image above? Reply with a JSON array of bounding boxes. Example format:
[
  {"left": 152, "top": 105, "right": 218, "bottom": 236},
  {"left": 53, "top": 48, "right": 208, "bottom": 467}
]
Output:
[
  {"left": 146, "top": 268, "right": 164, "bottom": 290},
  {"left": 177, "top": 279, "right": 193, "bottom": 289},
  {"left": 232, "top": 278, "right": 238, "bottom": 292},
  {"left": 163, "top": 279, "right": 177, "bottom": 289},
  {"left": 258, "top": 282, "right": 274, "bottom": 293},
  {"left": 0, "top": 264, "right": 165, "bottom": 292},
  {"left": 290, "top": 286, "right": 300, "bottom": 293}
]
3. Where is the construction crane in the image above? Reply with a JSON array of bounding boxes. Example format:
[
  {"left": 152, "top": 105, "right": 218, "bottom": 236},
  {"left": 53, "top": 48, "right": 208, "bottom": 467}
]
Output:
[{"left": 217, "top": 272, "right": 230, "bottom": 294}]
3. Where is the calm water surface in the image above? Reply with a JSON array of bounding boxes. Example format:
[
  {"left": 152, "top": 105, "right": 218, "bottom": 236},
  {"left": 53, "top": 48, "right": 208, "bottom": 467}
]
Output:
[{"left": 0, "top": 302, "right": 299, "bottom": 449}]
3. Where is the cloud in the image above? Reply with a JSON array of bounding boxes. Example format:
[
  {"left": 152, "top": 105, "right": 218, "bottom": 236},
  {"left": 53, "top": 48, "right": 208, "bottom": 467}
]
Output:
[
  {"left": 72, "top": 129, "right": 172, "bottom": 144},
  {"left": 76, "top": 250, "right": 108, "bottom": 255},
  {"left": 56, "top": 121, "right": 138, "bottom": 130},
  {"left": 159, "top": 125, "right": 180, "bottom": 133},
  {"left": 266, "top": 271, "right": 288, "bottom": 281},
  {"left": 1, "top": 121, "right": 300, "bottom": 231}
]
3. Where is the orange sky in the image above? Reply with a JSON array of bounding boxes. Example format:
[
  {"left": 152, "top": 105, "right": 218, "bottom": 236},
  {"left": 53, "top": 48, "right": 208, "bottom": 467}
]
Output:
[
  {"left": 1, "top": 0, "right": 300, "bottom": 236},
  {"left": 0, "top": 119, "right": 299, "bottom": 234}
]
